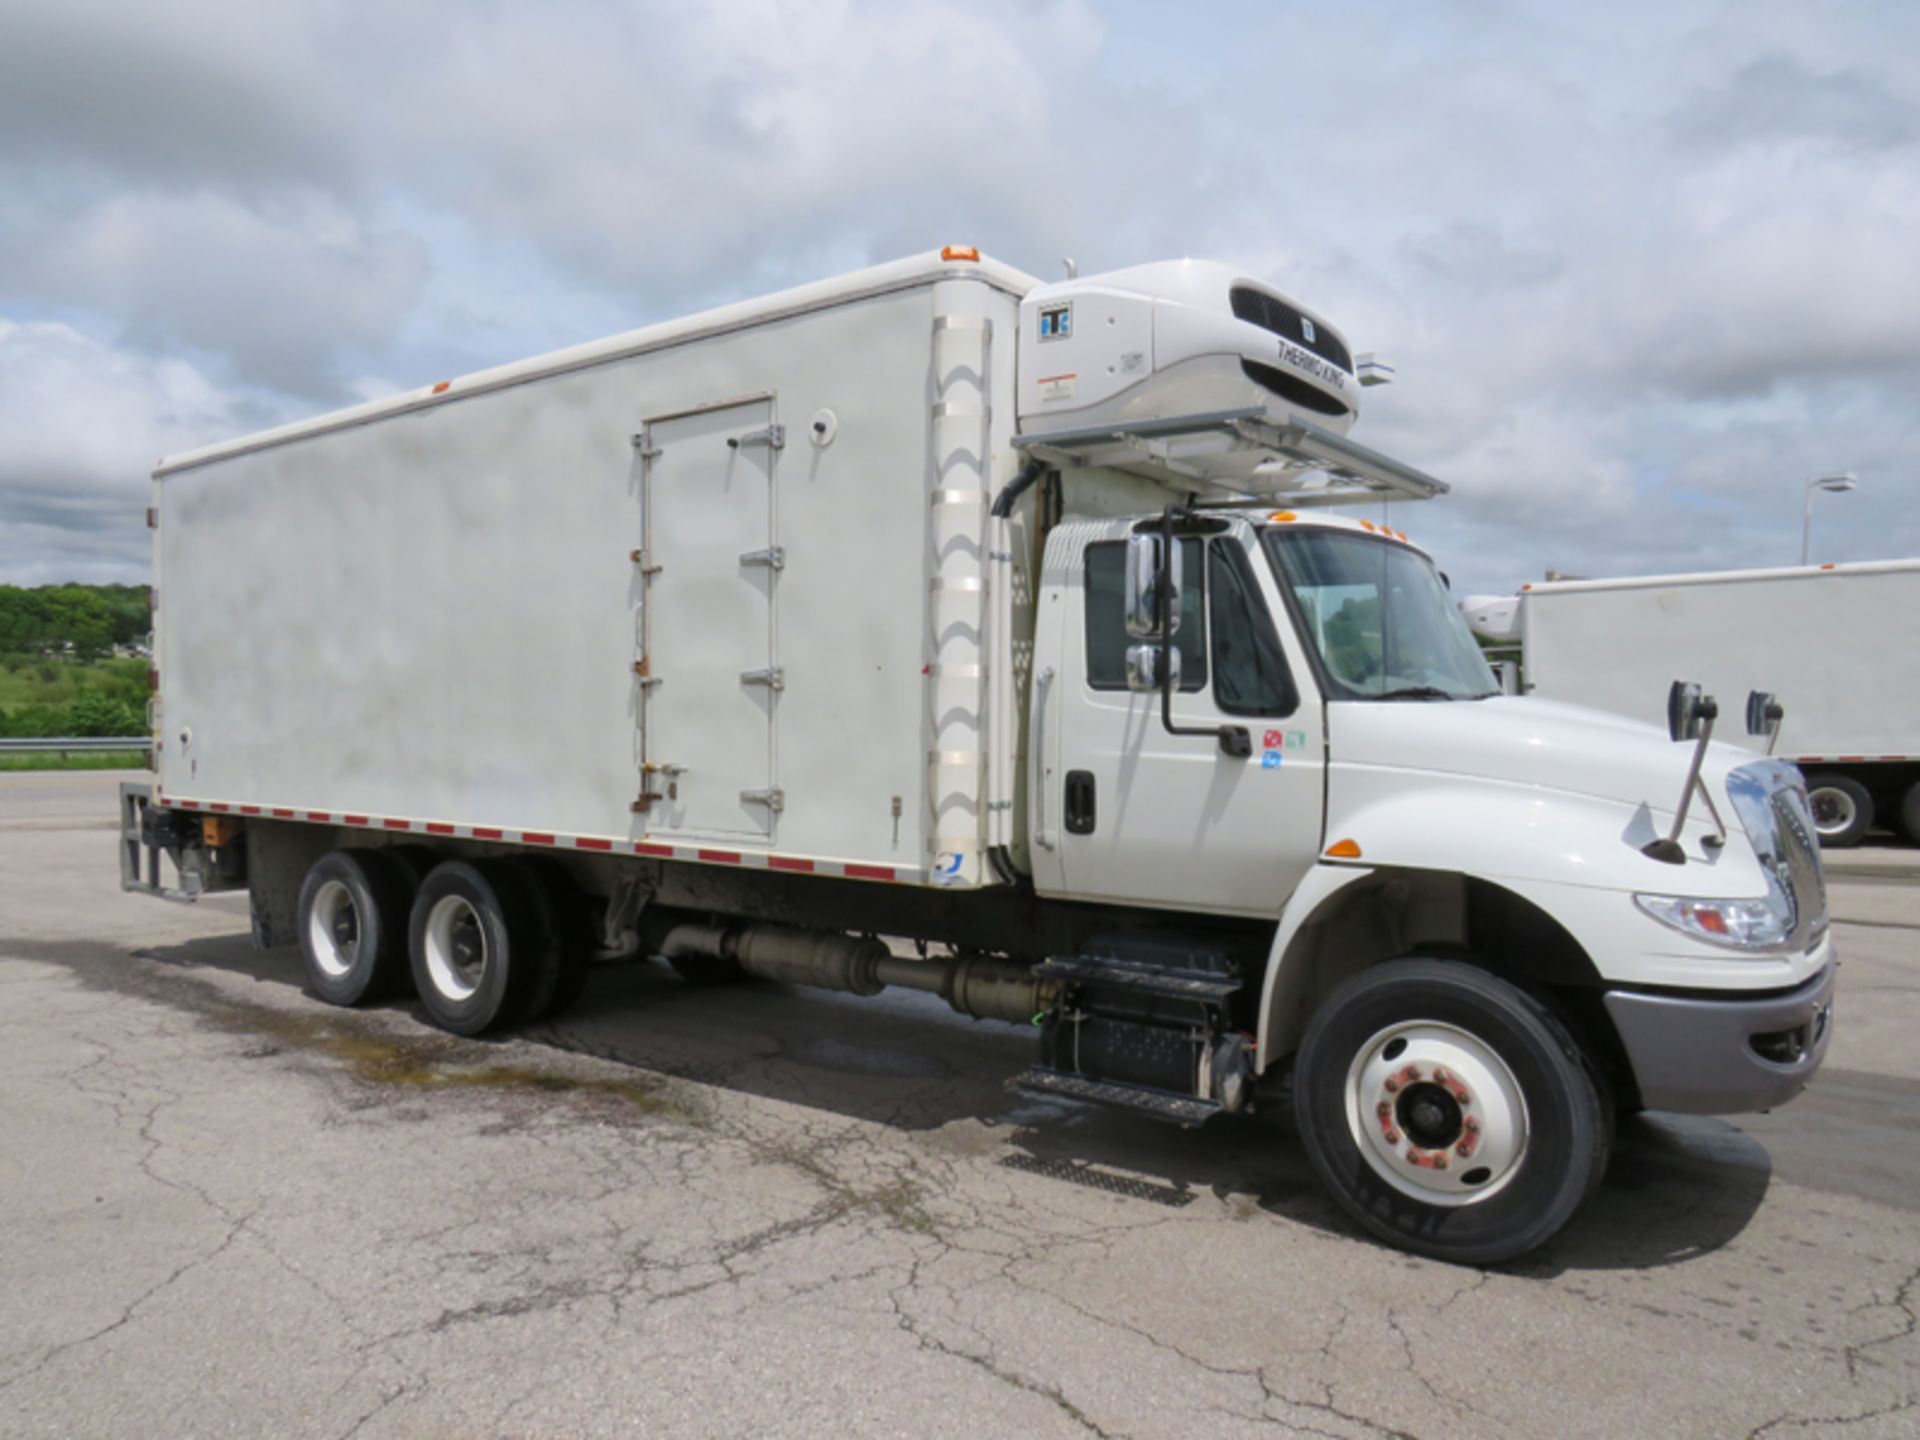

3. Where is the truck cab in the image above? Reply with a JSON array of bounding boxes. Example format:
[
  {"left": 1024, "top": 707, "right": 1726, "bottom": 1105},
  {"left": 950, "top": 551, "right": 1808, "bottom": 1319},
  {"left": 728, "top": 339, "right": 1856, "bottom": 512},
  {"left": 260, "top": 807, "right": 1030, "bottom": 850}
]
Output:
[{"left": 1021, "top": 491, "right": 1834, "bottom": 1262}]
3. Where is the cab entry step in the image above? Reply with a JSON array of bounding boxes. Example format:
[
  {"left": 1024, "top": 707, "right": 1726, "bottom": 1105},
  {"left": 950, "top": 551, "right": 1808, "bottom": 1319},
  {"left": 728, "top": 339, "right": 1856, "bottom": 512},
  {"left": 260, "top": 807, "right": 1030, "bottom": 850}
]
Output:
[{"left": 1010, "top": 1067, "right": 1224, "bottom": 1127}]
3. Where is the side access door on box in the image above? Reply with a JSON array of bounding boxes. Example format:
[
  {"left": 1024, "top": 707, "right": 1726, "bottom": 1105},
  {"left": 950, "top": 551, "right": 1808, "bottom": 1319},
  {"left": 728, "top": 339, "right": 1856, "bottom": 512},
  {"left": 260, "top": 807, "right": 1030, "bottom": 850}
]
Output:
[{"left": 636, "top": 396, "right": 783, "bottom": 841}]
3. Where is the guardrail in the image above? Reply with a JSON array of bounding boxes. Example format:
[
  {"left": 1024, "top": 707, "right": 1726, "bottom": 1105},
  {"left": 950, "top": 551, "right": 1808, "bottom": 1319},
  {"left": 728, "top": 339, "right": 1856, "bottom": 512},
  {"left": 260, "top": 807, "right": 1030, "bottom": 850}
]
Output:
[{"left": 0, "top": 736, "right": 152, "bottom": 759}]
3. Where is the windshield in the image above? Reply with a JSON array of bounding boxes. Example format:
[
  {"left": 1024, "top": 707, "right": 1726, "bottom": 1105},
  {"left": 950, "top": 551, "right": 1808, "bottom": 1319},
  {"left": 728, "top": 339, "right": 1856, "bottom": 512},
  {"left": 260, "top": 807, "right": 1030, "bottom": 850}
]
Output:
[{"left": 1262, "top": 528, "right": 1497, "bottom": 701}]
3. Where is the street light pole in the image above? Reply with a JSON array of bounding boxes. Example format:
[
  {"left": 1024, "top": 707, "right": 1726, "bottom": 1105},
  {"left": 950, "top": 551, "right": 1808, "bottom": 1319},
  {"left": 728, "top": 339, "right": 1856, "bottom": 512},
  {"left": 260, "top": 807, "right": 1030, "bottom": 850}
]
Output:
[{"left": 1801, "top": 473, "right": 1858, "bottom": 565}]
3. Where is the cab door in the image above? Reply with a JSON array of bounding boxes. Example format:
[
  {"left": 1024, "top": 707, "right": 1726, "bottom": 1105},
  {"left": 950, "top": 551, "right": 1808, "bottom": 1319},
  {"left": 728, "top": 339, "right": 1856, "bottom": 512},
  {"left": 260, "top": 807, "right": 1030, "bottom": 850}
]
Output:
[{"left": 1032, "top": 519, "right": 1324, "bottom": 917}]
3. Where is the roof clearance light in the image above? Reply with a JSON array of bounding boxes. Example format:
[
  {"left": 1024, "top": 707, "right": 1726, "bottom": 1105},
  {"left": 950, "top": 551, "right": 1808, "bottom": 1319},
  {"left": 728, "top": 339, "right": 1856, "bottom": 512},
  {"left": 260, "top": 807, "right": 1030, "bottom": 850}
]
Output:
[
  {"left": 1326, "top": 838, "right": 1363, "bottom": 859},
  {"left": 941, "top": 245, "right": 980, "bottom": 262},
  {"left": 431, "top": 381, "right": 451, "bottom": 395},
  {"left": 1269, "top": 511, "right": 1298, "bottom": 523}
]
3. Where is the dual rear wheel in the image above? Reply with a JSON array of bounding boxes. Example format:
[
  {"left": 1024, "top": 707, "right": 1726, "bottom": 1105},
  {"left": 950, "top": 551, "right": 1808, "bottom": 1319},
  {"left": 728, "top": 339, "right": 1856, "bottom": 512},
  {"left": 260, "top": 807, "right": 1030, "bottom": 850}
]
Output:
[{"left": 296, "top": 848, "right": 594, "bottom": 1034}]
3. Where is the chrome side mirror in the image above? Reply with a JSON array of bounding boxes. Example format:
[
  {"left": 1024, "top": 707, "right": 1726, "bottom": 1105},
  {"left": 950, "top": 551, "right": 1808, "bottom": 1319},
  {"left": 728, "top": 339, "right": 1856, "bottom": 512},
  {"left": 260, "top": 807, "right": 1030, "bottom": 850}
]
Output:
[
  {"left": 1125, "top": 643, "right": 1179, "bottom": 693},
  {"left": 1666, "top": 680, "right": 1716, "bottom": 743},
  {"left": 1124, "top": 531, "right": 1182, "bottom": 639},
  {"left": 1746, "top": 689, "right": 1784, "bottom": 756}
]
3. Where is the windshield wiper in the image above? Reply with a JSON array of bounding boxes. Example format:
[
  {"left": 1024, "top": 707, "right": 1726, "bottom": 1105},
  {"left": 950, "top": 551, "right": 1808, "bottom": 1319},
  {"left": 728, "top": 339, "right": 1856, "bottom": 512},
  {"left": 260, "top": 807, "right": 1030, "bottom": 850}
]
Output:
[{"left": 1370, "top": 685, "right": 1457, "bottom": 701}]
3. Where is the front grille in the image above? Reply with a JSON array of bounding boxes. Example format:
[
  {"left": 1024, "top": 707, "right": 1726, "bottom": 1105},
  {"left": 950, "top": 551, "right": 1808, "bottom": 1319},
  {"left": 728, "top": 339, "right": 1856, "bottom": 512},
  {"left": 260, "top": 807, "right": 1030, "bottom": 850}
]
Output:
[
  {"left": 1772, "top": 787, "right": 1828, "bottom": 946},
  {"left": 1230, "top": 286, "right": 1354, "bottom": 374},
  {"left": 1728, "top": 761, "right": 1830, "bottom": 952},
  {"left": 1239, "top": 359, "right": 1351, "bottom": 418}
]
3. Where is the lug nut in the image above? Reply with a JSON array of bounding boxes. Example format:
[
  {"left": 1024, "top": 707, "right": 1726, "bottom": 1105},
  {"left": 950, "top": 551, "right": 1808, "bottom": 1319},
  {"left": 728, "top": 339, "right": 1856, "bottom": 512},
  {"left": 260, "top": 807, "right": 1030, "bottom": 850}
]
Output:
[
  {"left": 1377, "top": 1100, "right": 1392, "bottom": 1118},
  {"left": 1463, "top": 1115, "right": 1480, "bottom": 1133},
  {"left": 1384, "top": 1077, "right": 1400, "bottom": 1094}
]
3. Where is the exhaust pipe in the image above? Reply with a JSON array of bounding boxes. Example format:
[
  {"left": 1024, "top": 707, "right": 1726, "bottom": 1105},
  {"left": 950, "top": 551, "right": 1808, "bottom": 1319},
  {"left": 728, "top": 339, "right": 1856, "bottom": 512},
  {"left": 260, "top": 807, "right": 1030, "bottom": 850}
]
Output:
[{"left": 658, "top": 922, "right": 1053, "bottom": 1025}]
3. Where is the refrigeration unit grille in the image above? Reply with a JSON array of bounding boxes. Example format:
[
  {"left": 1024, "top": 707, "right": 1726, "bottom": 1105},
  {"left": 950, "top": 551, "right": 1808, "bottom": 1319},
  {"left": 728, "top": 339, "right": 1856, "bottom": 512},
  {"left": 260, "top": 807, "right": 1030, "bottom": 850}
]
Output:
[{"left": 1229, "top": 286, "right": 1354, "bottom": 375}]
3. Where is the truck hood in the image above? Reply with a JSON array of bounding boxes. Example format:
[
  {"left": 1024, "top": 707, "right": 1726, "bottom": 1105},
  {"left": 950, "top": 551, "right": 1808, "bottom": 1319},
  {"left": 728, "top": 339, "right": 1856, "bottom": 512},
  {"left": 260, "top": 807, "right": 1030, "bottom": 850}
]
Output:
[{"left": 1329, "top": 695, "right": 1738, "bottom": 814}]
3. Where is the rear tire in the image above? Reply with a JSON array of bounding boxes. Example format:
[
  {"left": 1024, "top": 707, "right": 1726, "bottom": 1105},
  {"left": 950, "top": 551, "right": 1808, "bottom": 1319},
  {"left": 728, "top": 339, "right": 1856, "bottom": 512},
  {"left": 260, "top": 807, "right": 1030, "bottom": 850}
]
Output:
[
  {"left": 1293, "top": 958, "right": 1609, "bottom": 1266},
  {"left": 297, "top": 849, "right": 413, "bottom": 1006},
  {"left": 1804, "top": 772, "right": 1873, "bottom": 848},
  {"left": 503, "top": 856, "right": 594, "bottom": 1022},
  {"left": 408, "top": 859, "right": 544, "bottom": 1036}
]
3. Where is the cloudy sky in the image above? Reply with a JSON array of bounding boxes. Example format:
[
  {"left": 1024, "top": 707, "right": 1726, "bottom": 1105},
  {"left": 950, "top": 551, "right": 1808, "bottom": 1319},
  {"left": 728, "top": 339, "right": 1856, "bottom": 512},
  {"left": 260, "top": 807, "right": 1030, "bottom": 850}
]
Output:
[{"left": 2, "top": 0, "right": 1914, "bottom": 593}]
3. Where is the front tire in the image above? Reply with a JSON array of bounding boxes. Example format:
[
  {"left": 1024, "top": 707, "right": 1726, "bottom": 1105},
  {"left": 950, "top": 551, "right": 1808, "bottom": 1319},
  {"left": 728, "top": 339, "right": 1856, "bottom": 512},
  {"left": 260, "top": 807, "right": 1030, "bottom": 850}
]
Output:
[
  {"left": 1804, "top": 772, "right": 1873, "bottom": 848},
  {"left": 1294, "top": 959, "right": 1609, "bottom": 1266}
]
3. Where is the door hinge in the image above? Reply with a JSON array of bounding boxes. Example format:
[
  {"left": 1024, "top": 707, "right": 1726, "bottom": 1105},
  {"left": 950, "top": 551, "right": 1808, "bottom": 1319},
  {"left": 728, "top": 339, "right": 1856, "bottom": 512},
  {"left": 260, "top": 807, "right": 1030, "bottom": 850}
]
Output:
[
  {"left": 740, "top": 787, "right": 785, "bottom": 813},
  {"left": 630, "top": 432, "right": 663, "bottom": 459},
  {"left": 629, "top": 548, "right": 663, "bottom": 575},
  {"left": 740, "top": 546, "right": 785, "bottom": 570},
  {"left": 728, "top": 425, "right": 786, "bottom": 451},
  {"left": 740, "top": 667, "right": 785, "bottom": 691}
]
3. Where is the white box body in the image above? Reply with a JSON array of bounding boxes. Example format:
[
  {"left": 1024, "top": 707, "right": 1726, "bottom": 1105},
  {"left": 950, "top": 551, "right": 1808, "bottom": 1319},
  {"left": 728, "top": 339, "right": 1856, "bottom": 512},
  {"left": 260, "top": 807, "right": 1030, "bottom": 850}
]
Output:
[{"left": 152, "top": 254, "right": 1033, "bottom": 888}]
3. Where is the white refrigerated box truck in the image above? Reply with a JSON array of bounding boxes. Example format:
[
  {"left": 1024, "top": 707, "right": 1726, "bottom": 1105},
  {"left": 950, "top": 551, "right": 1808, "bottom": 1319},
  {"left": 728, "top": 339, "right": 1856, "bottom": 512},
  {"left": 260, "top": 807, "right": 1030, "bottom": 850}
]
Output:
[
  {"left": 1518, "top": 562, "right": 1920, "bottom": 847},
  {"left": 121, "top": 247, "right": 1835, "bottom": 1264}
]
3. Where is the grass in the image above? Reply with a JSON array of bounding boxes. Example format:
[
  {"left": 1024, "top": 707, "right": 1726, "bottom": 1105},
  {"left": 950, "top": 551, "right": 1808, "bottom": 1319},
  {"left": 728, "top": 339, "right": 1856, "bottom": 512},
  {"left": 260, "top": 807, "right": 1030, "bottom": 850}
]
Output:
[
  {"left": 0, "top": 654, "right": 148, "bottom": 711},
  {"left": 0, "top": 752, "right": 148, "bottom": 772}
]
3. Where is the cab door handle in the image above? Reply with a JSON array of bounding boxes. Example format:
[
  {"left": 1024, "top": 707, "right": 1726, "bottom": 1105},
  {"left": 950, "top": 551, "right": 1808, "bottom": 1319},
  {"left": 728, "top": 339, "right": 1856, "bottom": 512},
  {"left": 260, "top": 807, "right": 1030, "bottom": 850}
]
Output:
[{"left": 1064, "top": 770, "right": 1096, "bottom": 836}]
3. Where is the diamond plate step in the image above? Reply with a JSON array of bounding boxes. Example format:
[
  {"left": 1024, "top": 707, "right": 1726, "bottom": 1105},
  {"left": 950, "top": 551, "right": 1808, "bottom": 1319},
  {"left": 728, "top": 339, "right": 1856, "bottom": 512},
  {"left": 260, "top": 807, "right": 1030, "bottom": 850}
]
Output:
[{"left": 1010, "top": 1068, "right": 1223, "bottom": 1128}]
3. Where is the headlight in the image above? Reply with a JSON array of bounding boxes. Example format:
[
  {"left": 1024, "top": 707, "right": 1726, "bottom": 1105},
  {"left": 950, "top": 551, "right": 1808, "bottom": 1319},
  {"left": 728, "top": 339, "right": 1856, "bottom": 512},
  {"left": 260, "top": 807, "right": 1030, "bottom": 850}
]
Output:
[{"left": 1634, "top": 893, "right": 1791, "bottom": 951}]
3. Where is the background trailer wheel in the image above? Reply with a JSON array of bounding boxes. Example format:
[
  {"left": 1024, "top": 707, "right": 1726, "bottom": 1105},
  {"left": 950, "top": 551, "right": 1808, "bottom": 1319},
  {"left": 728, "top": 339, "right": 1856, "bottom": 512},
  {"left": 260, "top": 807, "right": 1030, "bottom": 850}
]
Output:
[
  {"left": 408, "top": 859, "right": 547, "bottom": 1036},
  {"left": 1293, "top": 958, "right": 1610, "bottom": 1267},
  {"left": 1803, "top": 772, "right": 1874, "bottom": 848},
  {"left": 296, "top": 849, "right": 414, "bottom": 1006}
]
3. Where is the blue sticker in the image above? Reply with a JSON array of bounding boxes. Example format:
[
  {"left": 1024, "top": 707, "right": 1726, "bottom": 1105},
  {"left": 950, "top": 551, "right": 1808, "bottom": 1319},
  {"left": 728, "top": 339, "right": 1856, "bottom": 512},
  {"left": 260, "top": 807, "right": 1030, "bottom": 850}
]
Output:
[{"left": 1261, "top": 750, "right": 1283, "bottom": 769}]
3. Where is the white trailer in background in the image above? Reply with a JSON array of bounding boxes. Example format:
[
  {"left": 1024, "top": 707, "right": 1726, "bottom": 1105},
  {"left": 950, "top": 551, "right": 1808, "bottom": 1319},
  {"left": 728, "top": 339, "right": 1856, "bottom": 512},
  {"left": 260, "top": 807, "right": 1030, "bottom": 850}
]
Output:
[
  {"left": 120, "top": 248, "right": 1836, "bottom": 1265},
  {"left": 1518, "top": 561, "right": 1920, "bottom": 846}
]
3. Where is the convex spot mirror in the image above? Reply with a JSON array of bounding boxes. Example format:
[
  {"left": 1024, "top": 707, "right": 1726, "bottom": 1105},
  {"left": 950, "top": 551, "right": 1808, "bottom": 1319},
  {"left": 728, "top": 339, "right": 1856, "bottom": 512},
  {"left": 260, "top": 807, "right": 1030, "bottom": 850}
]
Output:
[
  {"left": 1124, "top": 532, "right": 1182, "bottom": 640},
  {"left": 1745, "top": 690, "right": 1783, "bottom": 737},
  {"left": 1125, "top": 643, "right": 1180, "bottom": 694},
  {"left": 1666, "top": 680, "right": 1718, "bottom": 743}
]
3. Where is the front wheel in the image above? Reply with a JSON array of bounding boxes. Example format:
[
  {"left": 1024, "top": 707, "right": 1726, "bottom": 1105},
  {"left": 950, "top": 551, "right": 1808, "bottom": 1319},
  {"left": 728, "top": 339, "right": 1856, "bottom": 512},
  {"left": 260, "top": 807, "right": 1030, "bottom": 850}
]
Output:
[{"left": 1293, "top": 959, "right": 1609, "bottom": 1266}]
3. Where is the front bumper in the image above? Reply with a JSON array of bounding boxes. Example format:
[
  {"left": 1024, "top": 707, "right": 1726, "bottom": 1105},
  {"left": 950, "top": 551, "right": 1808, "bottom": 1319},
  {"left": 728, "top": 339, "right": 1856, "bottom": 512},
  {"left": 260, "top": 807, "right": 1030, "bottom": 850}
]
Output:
[{"left": 1603, "top": 960, "right": 1836, "bottom": 1115}]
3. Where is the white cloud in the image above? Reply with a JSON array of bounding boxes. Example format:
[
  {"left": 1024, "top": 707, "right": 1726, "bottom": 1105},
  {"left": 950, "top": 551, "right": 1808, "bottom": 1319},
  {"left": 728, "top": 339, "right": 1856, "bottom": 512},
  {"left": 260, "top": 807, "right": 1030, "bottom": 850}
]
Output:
[
  {"left": 0, "top": 0, "right": 1916, "bottom": 591},
  {"left": 0, "top": 319, "right": 281, "bottom": 583}
]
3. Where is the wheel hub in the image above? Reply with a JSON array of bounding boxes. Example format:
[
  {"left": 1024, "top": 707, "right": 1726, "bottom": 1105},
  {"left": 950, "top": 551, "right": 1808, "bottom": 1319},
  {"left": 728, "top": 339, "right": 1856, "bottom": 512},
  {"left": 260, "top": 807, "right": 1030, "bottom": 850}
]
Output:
[
  {"left": 424, "top": 895, "right": 487, "bottom": 1002},
  {"left": 307, "top": 879, "right": 360, "bottom": 979},
  {"left": 1346, "top": 1022, "right": 1530, "bottom": 1206}
]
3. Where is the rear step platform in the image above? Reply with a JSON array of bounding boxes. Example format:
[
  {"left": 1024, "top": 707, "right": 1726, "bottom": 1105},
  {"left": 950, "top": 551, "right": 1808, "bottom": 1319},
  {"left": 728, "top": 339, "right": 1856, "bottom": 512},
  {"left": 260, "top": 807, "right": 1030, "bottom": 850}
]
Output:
[{"left": 1010, "top": 1068, "right": 1224, "bottom": 1128}]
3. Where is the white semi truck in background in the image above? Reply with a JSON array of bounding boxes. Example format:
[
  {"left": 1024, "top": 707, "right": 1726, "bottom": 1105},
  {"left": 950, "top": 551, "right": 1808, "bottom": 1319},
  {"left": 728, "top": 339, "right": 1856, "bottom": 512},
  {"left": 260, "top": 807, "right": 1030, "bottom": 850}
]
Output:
[
  {"left": 1507, "top": 563, "right": 1920, "bottom": 848},
  {"left": 120, "top": 248, "right": 1834, "bottom": 1265}
]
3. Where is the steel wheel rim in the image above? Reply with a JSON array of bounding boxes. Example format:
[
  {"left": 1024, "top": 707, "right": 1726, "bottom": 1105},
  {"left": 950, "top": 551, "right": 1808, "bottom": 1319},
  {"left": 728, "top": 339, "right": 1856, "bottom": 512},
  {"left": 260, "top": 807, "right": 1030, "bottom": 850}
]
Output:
[
  {"left": 1809, "top": 786, "right": 1855, "bottom": 836},
  {"left": 307, "top": 879, "right": 359, "bottom": 979},
  {"left": 424, "top": 894, "right": 487, "bottom": 1002},
  {"left": 1344, "top": 1020, "right": 1530, "bottom": 1207}
]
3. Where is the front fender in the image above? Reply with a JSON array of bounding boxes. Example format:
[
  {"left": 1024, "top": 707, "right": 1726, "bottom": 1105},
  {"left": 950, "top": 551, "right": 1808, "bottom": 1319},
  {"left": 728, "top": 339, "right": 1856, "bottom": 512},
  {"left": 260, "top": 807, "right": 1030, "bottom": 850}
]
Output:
[{"left": 1254, "top": 774, "right": 1817, "bottom": 1072}]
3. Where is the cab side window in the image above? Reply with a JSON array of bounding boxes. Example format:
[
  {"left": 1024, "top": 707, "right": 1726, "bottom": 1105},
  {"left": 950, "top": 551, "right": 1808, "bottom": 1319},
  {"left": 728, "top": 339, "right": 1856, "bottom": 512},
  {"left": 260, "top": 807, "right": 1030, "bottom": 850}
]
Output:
[
  {"left": 1084, "top": 540, "right": 1206, "bottom": 691},
  {"left": 1208, "top": 541, "right": 1298, "bottom": 716}
]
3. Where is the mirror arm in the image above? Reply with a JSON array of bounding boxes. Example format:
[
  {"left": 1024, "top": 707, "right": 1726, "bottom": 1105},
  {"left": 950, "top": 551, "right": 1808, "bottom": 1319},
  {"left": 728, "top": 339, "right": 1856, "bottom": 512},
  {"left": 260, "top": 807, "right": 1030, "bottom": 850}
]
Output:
[
  {"left": 1155, "top": 503, "right": 1252, "bottom": 758},
  {"left": 1643, "top": 699, "right": 1718, "bottom": 864}
]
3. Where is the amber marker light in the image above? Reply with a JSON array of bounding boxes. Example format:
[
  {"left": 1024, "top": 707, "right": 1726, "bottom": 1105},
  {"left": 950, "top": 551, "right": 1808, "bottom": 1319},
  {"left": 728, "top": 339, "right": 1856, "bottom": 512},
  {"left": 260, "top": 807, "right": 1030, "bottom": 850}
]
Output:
[
  {"left": 941, "top": 245, "right": 980, "bottom": 261},
  {"left": 1326, "top": 838, "right": 1363, "bottom": 859}
]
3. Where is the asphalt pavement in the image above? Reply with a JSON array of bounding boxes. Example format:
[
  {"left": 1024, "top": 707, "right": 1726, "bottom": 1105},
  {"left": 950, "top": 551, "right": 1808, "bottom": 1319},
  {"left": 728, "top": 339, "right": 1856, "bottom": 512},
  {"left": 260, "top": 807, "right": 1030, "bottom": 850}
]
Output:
[{"left": 2, "top": 772, "right": 1916, "bottom": 1438}]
